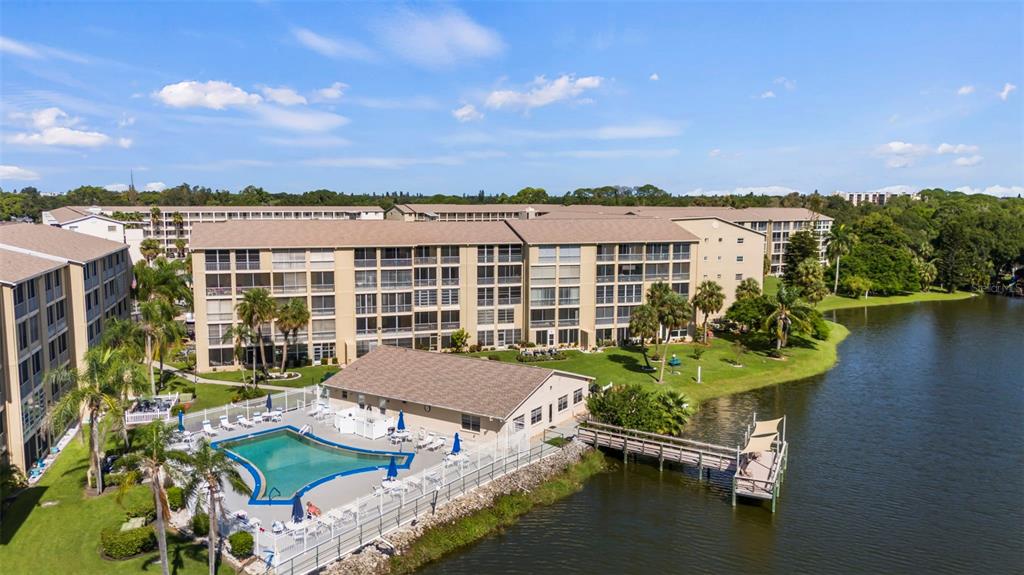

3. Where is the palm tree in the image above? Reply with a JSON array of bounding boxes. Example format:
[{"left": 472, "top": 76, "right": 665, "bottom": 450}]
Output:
[
  {"left": 171, "top": 211, "right": 184, "bottom": 234},
  {"left": 139, "top": 299, "right": 175, "bottom": 395},
  {"left": 645, "top": 282, "right": 673, "bottom": 354},
  {"left": 116, "top": 421, "right": 187, "bottom": 575},
  {"left": 0, "top": 461, "right": 26, "bottom": 523},
  {"left": 628, "top": 304, "right": 659, "bottom": 369},
  {"left": 180, "top": 440, "right": 251, "bottom": 575},
  {"left": 223, "top": 323, "right": 256, "bottom": 388},
  {"left": 657, "top": 293, "right": 692, "bottom": 384},
  {"left": 655, "top": 390, "right": 692, "bottom": 436},
  {"left": 154, "top": 314, "right": 186, "bottom": 388},
  {"left": 140, "top": 239, "right": 162, "bottom": 263},
  {"left": 150, "top": 206, "right": 162, "bottom": 227},
  {"left": 692, "top": 280, "right": 725, "bottom": 343},
  {"left": 275, "top": 298, "right": 310, "bottom": 373},
  {"left": 47, "top": 348, "right": 134, "bottom": 494},
  {"left": 174, "top": 238, "right": 187, "bottom": 259},
  {"left": 735, "top": 277, "right": 762, "bottom": 301},
  {"left": 101, "top": 318, "right": 146, "bottom": 363},
  {"left": 827, "top": 223, "right": 857, "bottom": 294},
  {"left": 235, "top": 289, "right": 276, "bottom": 379},
  {"left": 134, "top": 258, "right": 190, "bottom": 307},
  {"left": 762, "top": 284, "right": 816, "bottom": 350}
]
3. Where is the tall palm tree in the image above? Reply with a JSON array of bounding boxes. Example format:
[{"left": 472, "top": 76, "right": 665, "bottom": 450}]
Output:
[
  {"left": 134, "top": 258, "right": 190, "bottom": 307},
  {"left": 139, "top": 299, "right": 175, "bottom": 395},
  {"left": 692, "top": 280, "right": 725, "bottom": 343},
  {"left": 181, "top": 440, "right": 251, "bottom": 575},
  {"left": 116, "top": 421, "right": 187, "bottom": 575},
  {"left": 171, "top": 211, "right": 184, "bottom": 234},
  {"left": 154, "top": 314, "right": 186, "bottom": 387},
  {"left": 235, "top": 289, "right": 276, "bottom": 379},
  {"left": 657, "top": 293, "right": 692, "bottom": 384},
  {"left": 655, "top": 390, "right": 692, "bottom": 436},
  {"left": 173, "top": 238, "right": 187, "bottom": 259},
  {"left": 275, "top": 298, "right": 310, "bottom": 373},
  {"left": 827, "top": 223, "right": 857, "bottom": 294},
  {"left": 735, "top": 277, "right": 762, "bottom": 301},
  {"left": 140, "top": 239, "right": 162, "bottom": 263},
  {"left": 628, "top": 304, "right": 659, "bottom": 369},
  {"left": 101, "top": 318, "right": 146, "bottom": 363},
  {"left": 47, "top": 347, "right": 134, "bottom": 494},
  {"left": 762, "top": 284, "right": 816, "bottom": 350},
  {"left": 223, "top": 323, "right": 256, "bottom": 388},
  {"left": 149, "top": 206, "right": 162, "bottom": 227},
  {"left": 645, "top": 282, "right": 673, "bottom": 354}
]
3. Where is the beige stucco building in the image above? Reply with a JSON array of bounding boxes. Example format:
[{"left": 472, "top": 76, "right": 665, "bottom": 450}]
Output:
[{"left": 672, "top": 217, "right": 765, "bottom": 310}]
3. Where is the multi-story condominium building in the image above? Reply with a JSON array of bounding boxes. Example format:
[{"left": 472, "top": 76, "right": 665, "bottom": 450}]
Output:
[
  {"left": 834, "top": 189, "right": 918, "bottom": 206},
  {"left": 669, "top": 217, "right": 766, "bottom": 311},
  {"left": 386, "top": 204, "right": 830, "bottom": 276},
  {"left": 43, "top": 205, "right": 385, "bottom": 261},
  {"left": 0, "top": 224, "right": 132, "bottom": 472},
  {"left": 42, "top": 206, "right": 145, "bottom": 261},
  {"left": 189, "top": 217, "right": 720, "bottom": 371}
]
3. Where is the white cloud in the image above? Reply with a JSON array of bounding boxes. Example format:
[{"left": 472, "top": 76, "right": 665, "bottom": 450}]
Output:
[
  {"left": 117, "top": 137, "right": 133, "bottom": 149},
  {"left": 452, "top": 104, "right": 484, "bottom": 123},
  {"left": 0, "top": 165, "right": 40, "bottom": 180},
  {"left": 347, "top": 96, "right": 439, "bottom": 110},
  {"left": 759, "top": 90, "right": 776, "bottom": 99},
  {"left": 865, "top": 185, "right": 916, "bottom": 195},
  {"left": 708, "top": 148, "right": 722, "bottom": 158},
  {"left": 376, "top": 7, "right": 503, "bottom": 68},
  {"left": 953, "top": 185, "right": 1024, "bottom": 197},
  {"left": 953, "top": 155, "right": 983, "bottom": 167},
  {"left": 999, "top": 82, "right": 1017, "bottom": 101},
  {"left": 0, "top": 36, "right": 40, "bottom": 58},
  {"left": 774, "top": 76, "right": 796, "bottom": 91},
  {"left": 117, "top": 113, "right": 135, "bottom": 127},
  {"left": 7, "top": 107, "right": 113, "bottom": 148},
  {"left": 154, "top": 80, "right": 262, "bottom": 109},
  {"left": 957, "top": 85, "right": 975, "bottom": 95},
  {"left": 649, "top": 73, "right": 660, "bottom": 81},
  {"left": 104, "top": 183, "right": 129, "bottom": 192},
  {"left": 291, "top": 27, "right": 375, "bottom": 60},
  {"left": 251, "top": 106, "right": 349, "bottom": 133},
  {"left": 313, "top": 82, "right": 348, "bottom": 101},
  {"left": 260, "top": 86, "right": 307, "bottom": 106},
  {"left": 886, "top": 157, "right": 912, "bottom": 169},
  {"left": 936, "top": 143, "right": 979, "bottom": 154},
  {"left": 875, "top": 140, "right": 930, "bottom": 168},
  {"left": 144, "top": 182, "right": 167, "bottom": 191},
  {"left": 485, "top": 75, "right": 603, "bottom": 111}
]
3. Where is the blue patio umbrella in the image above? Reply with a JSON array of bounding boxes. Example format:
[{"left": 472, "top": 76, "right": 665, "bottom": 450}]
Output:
[
  {"left": 386, "top": 456, "right": 398, "bottom": 479},
  {"left": 177, "top": 410, "right": 184, "bottom": 432},
  {"left": 265, "top": 393, "right": 273, "bottom": 411},
  {"left": 451, "top": 432, "right": 462, "bottom": 455},
  {"left": 397, "top": 410, "right": 406, "bottom": 431},
  {"left": 290, "top": 495, "right": 303, "bottom": 523}
]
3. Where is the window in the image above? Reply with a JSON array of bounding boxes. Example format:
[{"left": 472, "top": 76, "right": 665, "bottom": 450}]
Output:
[
  {"left": 498, "top": 286, "right": 521, "bottom": 305},
  {"left": 558, "top": 395, "right": 568, "bottom": 412},
  {"left": 441, "top": 309, "right": 460, "bottom": 328},
  {"left": 310, "top": 249, "right": 334, "bottom": 269},
  {"left": 497, "top": 328, "right": 521, "bottom": 346},
  {"left": 461, "top": 413, "right": 481, "bottom": 432},
  {"left": 477, "top": 287, "right": 494, "bottom": 306},
  {"left": 558, "top": 328, "right": 579, "bottom": 345},
  {"left": 530, "top": 407, "right": 542, "bottom": 425},
  {"left": 736, "top": 273, "right": 744, "bottom": 281},
  {"left": 355, "top": 270, "right": 377, "bottom": 289},
  {"left": 596, "top": 285, "right": 615, "bottom": 304},
  {"left": 530, "top": 287, "right": 555, "bottom": 307},
  {"left": 596, "top": 306, "right": 614, "bottom": 323},
  {"left": 272, "top": 249, "right": 305, "bottom": 269},
  {"left": 513, "top": 415, "right": 525, "bottom": 432},
  {"left": 441, "top": 289, "right": 459, "bottom": 306},
  {"left": 236, "top": 249, "right": 260, "bottom": 270},
  {"left": 618, "top": 284, "right": 642, "bottom": 303},
  {"left": 477, "top": 330, "right": 494, "bottom": 346},
  {"left": 558, "top": 307, "right": 579, "bottom": 325},
  {"left": 736, "top": 255, "right": 744, "bottom": 262},
  {"left": 538, "top": 246, "right": 557, "bottom": 264},
  {"left": 441, "top": 266, "right": 460, "bottom": 286},
  {"left": 478, "top": 309, "right": 495, "bottom": 324},
  {"left": 415, "top": 289, "right": 437, "bottom": 307},
  {"left": 573, "top": 388, "right": 584, "bottom": 404},
  {"left": 558, "top": 265, "right": 580, "bottom": 284},
  {"left": 205, "top": 250, "right": 230, "bottom": 271},
  {"left": 477, "top": 266, "right": 495, "bottom": 285},
  {"left": 559, "top": 245, "right": 580, "bottom": 262},
  {"left": 312, "top": 295, "right": 335, "bottom": 316},
  {"left": 497, "top": 308, "right": 515, "bottom": 323},
  {"left": 737, "top": 237, "right": 745, "bottom": 244},
  {"left": 356, "top": 293, "right": 377, "bottom": 314}
]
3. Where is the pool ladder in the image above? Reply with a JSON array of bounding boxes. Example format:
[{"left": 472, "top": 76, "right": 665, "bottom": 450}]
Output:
[{"left": 298, "top": 424, "right": 312, "bottom": 436}]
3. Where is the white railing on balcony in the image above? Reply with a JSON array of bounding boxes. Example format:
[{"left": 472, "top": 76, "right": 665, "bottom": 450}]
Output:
[{"left": 380, "top": 258, "right": 412, "bottom": 267}]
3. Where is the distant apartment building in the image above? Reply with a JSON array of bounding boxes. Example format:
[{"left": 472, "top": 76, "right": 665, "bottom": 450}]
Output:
[
  {"left": 186, "top": 215, "right": 768, "bottom": 372},
  {"left": 44, "top": 205, "right": 385, "bottom": 262},
  {"left": 42, "top": 206, "right": 145, "bottom": 262},
  {"left": 834, "top": 189, "right": 918, "bottom": 206},
  {"left": 0, "top": 224, "right": 132, "bottom": 472}
]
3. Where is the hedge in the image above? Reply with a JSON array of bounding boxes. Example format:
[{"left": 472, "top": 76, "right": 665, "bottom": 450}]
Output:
[
  {"left": 228, "top": 531, "right": 254, "bottom": 558},
  {"left": 124, "top": 498, "right": 156, "bottom": 523},
  {"left": 191, "top": 512, "right": 209, "bottom": 537},
  {"left": 516, "top": 352, "right": 566, "bottom": 362},
  {"left": 166, "top": 486, "right": 184, "bottom": 511},
  {"left": 100, "top": 526, "right": 156, "bottom": 560}
]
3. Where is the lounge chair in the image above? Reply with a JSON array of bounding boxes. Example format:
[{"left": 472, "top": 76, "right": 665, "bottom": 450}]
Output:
[
  {"left": 202, "top": 421, "right": 219, "bottom": 436},
  {"left": 427, "top": 436, "right": 447, "bottom": 451},
  {"left": 416, "top": 433, "right": 435, "bottom": 449},
  {"left": 253, "top": 412, "right": 264, "bottom": 423},
  {"left": 236, "top": 415, "right": 253, "bottom": 428},
  {"left": 219, "top": 415, "right": 236, "bottom": 431},
  {"left": 268, "top": 409, "right": 283, "bottom": 422},
  {"left": 307, "top": 404, "right": 321, "bottom": 417}
]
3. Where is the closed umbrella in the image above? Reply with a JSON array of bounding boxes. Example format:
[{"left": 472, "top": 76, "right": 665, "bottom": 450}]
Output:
[
  {"left": 266, "top": 393, "right": 273, "bottom": 411},
  {"left": 397, "top": 410, "right": 406, "bottom": 432},
  {"left": 291, "top": 495, "right": 303, "bottom": 523},
  {"left": 386, "top": 456, "right": 398, "bottom": 479},
  {"left": 451, "top": 432, "right": 461, "bottom": 455},
  {"left": 177, "top": 410, "right": 184, "bottom": 432}
]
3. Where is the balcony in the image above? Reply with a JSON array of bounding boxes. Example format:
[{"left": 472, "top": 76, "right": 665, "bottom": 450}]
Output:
[
  {"left": 414, "top": 299, "right": 437, "bottom": 308},
  {"left": 47, "top": 319, "right": 67, "bottom": 338},
  {"left": 355, "top": 259, "right": 377, "bottom": 268},
  {"left": 530, "top": 319, "right": 556, "bottom": 328},
  {"left": 380, "top": 281, "right": 413, "bottom": 290},
  {"left": 356, "top": 328, "right": 376, "bottom": 336},
  {"left": 558, "top": 318, "right": 579, "bottom": 327},
  {"left": 440, "top": 321, "right": 460, "bottom": 330},
  {"left": 45, "top": 285, "right": 64, "bottom": 303},
  {"left": 208, "top": 312, "right": 233, "bottom": 322},
  {"left": 530, "top": 299, "right": 555, "bottom": 307},
  {"left": 477, "top": 276, "right": 495, "bottom": 286},
  {"left": 414, "top": 278, "right": 437, "bottom": 287},
  {"left": 14, "top": 297, "right": 38, "bottom": 320},
  {"left": 597, "top": 275, "right": 615, "bottom": 284},
  {"left": 674, "top": 273, "right": 690, "bottom": 281},
  {"left": 312, "top": 331, "right": 336, "bottom": 342},
  {"left": 414, "top": 257, "right": 437, "bottom": 266},
  {"left": 441, "top": 277, "right": 460, "bottom": 287},
  {"left": 645, "top": 272, "right": 670, "bottom": 281},
  {"left": 355, "top": 282, "right": 377, "bottom": 292},
  {"left": 618, "top": 253, "right": 643, "bottom": 262},
  {"left": 498, "top": 297, "right": 522, "bottom": 305},
  {"left": 559, "top": 298, "right": 580, "bottom": 306},
  {"left": 477, "top": 255, "right": 495, "bottom": 264},
  {"left": 312, "top": 308, "right": 335, "bottom": 317},
  {"left": 205, "top": 261, "right": 231, "bottom": 271},
  {"left": 381, "top": 326, "right": 412, "bottom": 335},
  {"left": 380, "top": 258, "right": 412, "bottom": 268},
  {"left": 596, "top": 253, "right": 615, "bottom": 262},
  {"left": 236, "top": 261, "right": 261, "bottom": 271},
  {"left": 596, "top": 296, "right": 614, "bottom": 305},
  {"left": 477, "top": 299, "right": 495, "bottom": 307},
  {"left": 618, "top": 275, "right": 643, "bottom": 283},
  {"left": 414, "top": 322, "right": 438, "bottom": 332},
  {"left": 273, "top": 285, "right": 307, "bottom": 295},
  {"left": 498, "top": 276, "right": 522, "bottom": 284},
  {"left": 596, "top": 316, "right": 615, "bottom": 325},
  {"left": 355, "top": 306, "right": 377, "bottom": 315},
  {"left": 673, "top": 252, "right": 690, "bottom": 261},
  {"left": 311, "top": 283, "right": 334, "bottom": 293},
  {"left": 381, "top": 304, "right": 412, "bottom": 314},
  {"left": 441, "top": 255, "right": 460, "bottom": 265}
]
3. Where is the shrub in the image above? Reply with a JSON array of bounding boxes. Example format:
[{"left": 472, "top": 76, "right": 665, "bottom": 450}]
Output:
[
  {"left": 232, "top": 386, "right": 265, "bottom": 402},
  {"left": 191, "top": 512, "right": 210, "bottom": 537},
  {"left": 518, "top": 340, "right": 536, "bottom": 348},
  {"left": 810, "top": 314, "right": 831, "bottom": 341},
  {"left": 100, "top": 526, "right": 156, "bottom": 560},
  {"left": 124, "top": 498, "right": 156, "bottom": 523},
  {"left": 104, "top": 472, "right": 127, "bottom": 486},
  {"left": 767, "top": 349, "right": 783, "bottom": 359},
  {"left": 690, "top": 348, "right": 706, "bottom": 361},
  {"left": 228, "top": 531, "right": 254, "bottom": 558},
  {"left": 486, "top": 354, "right": 502, "bottom": 361},
  {"left": 516, "top": 351, "right": 566, "bottom": 362},
  {"left": 166, "top": 486, "right": 185, "bottom": 511},
  {"left": 649, "top": 353, "right": 661, "bottom": 362}
]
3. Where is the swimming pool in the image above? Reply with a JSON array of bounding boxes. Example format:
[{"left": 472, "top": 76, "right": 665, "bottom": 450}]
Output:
[{"left": 213, "top": 426, "right": 413, "bottom": 505}]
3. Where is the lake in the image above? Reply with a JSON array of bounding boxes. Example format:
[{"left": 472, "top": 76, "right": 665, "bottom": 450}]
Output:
[{"left": 420, "top": 296, "right": 1024, "bottom": 574}]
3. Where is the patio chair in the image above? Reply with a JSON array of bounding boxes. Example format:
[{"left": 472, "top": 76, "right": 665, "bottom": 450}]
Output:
[
  {"left": 428, "top": 436, "right": 447, "bottom": 452},
  {"left": 307, "top": 404, "right": 322, "bottom": 417},
  {"left": 268, "top": 409, "right": 283, "bottom": 422},
  {"left": 236, "top": 415, "right": 253, "bottom": 428},
  {"left": 202, "top": 421, "right": 219, "bottom": 436},
  {"left": 416, "top": 433, "right": 436, "bottom": 449},
  {"left": 219, "top": 415, "right": 236, "bottom": 431},
  {"left": 253, "top": 412, "right": 264, "bottom": 423}
]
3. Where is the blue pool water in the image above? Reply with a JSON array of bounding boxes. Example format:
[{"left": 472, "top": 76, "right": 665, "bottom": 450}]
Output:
[{"left": 216, "top": 427, "right": 412, "bottom": 504}]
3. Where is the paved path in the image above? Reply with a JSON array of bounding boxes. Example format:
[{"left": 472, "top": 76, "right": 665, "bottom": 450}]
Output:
[{"left": 161, "top": 365, "right": 296, "bottom": 392}]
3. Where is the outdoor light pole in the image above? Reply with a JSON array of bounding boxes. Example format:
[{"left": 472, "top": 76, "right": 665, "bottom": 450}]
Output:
[{"left": 431, "top": 485, "right": 440, "bottom": 514}]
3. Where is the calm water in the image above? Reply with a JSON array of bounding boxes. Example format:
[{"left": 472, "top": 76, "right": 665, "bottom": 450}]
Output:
[
  {"left": 422, "top": 296, "right": 1024, "bottom": 574},
  {"left": 221, "top": 429, "right": 404, "bottom": 501}
]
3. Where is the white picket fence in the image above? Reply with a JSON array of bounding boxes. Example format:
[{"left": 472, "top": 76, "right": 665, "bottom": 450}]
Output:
[{"left": 175, "top": 387, "right": 321, "bottom": 432}]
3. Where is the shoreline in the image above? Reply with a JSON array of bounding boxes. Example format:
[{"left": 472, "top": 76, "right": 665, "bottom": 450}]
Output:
[{"left": 816, "top": 290, "right": 975, "bottom": 312}]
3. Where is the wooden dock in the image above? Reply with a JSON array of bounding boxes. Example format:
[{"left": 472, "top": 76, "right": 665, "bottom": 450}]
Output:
[{"left": 577, "top": 417, "right": 789, "bottom": 512}]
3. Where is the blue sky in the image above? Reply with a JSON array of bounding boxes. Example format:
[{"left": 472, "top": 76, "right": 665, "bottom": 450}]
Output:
[{"left": 1, "top": 1, "right": 1021, "bottom": 197}]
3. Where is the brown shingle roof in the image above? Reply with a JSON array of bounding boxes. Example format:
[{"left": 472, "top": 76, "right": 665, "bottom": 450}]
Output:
[
  {"left": 323, "top": 346, "right": 588, "bottom": 420},
  {"left": 0, "top": 248, "right": 64, "bottom": 286},
  {"left": 80, "top": 205, "right": 383, "bottom": 213},
  {"left": 394, "top": 203, "right": 555, "bottom": 214},
  {"left": 189, "top": 220, "right": 521, "bottom": 249},
  {"left": 45, "top": 206, "right": 93, "bottom": 224},
  {"left": 0, "top": 223, "right": 127, "bottom": 263},
  {"left": 506, "top": 217, "right": 698, "bottom": 244}
]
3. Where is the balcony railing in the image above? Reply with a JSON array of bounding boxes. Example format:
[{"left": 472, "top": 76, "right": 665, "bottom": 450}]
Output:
[
  {"left": 559, "top": 298, "right": 580, "bottom": 306},
  {"left": 312, "top": 308, "right": 335, "bottom": 317},
  {"left": 498, "top": 276, "right": 522, "bottom": 284},
  {"left": 596, "top": 316, "right": 615, "bottom": 325},
  {"left": 356, "top": 328, "right": 376, "bottom": 336},
  {"left": 414, "top": 278, "right": 437, "bottom": 287},
  {"left": 236, "top": 261, "right": 261, "bottom": 270},
  {"left": 272, "top": 261, "right": 306, "bottom": 270},
  {"left": 440, "top": 256, "right": 460, "bottom": 264},
  {"left": 618, "top": 253, "right": 643, "bottom": 261},
  {"left": 597, "top": 275, "right": 615, "bottom": 283},
  {"left": 205, "top": 261, "right": 231, "bottom": 271},
  {"left": 355, "top": 282, "right": 377, "bottom": 291},
  {"left": 619, "top": 297, "right": 642, "bottom": 305},
  {"left": 381, "top": 304, "right": 412, "bottom": 314},
  {"left": 530, "top": 299, "right": 555, "bottom": 307},
  {"left": 414, "top": 257, "right": 437, "bottom": 266},
  {"left": 440, "top": 321, "right": 460, "bottom": 330},
  {"left": 674, "top": 273, "right": 690, "bottom": 281},
  {"left": 208, "top": 312, "right": 233, "bottom": 322},
  {"left": 477, "top": 255, "right": 495, "bottom": 264},
  {"left": 477, "top": 277, "right": 494, "bottom": 286},
  {"left": 380, "top": 258, "right": 412, "bottom": 267},
  {"left": 558, "top": 318, "right": 579, "bottom": 326},
  {"left": 380, "top": 281, "right": 413, "bottom": 290},
  {"left": 381, "top": 326, "right": 412, "bottom": 334},
  {"left": 355, "top": 259, "right": 376, "bottom": 268},
  {"left": 236, "top": 285, "right": 270, "bottom": 294},
  {"left": 645, "top": 273, "right": 670, "bottom": 281},
  {"left": 596, "top": 296, "right": 614, "bottom": 305},
  {"left": 618, "top": 275, "right": 643, "bottom": 283},
  {"left": 355, "top": 306, "right": 376, "bottom": 315},
  {"left": 312, "top": 331, "right": 336, "bottom": 341},
  {"left": 273, "top": 285, "right": 307, "bottom": 294},
  {"left": 530, "top": 319, "right": 556, "bottom": 328},
  {"left": 311, "top": 284, "right": 334, "bottom": 293},
  {"left": 477, "top": 299, "right": 494, "bottom": 307},
  {"left": 498, "top": 297, "right": 522, "bottom": 305},
  {"left": 414, "top": 323, "right": 438, "bottom": 332},
  {"left": 45, "top": 285, "right": 64, "bottom": 303},
  {"left": 414, "top": 299, "right": 437, "bottom": 308},
  {"left": 645, "top": 252, "right": 670, "bottom": 261},
  {"left": 596, "top": 253, "right": 615, "bottom": 262},
  {"left": 441, "top": 277, "right": 460, "bottom": 286},
  {"left": 498, "top": 254, "right": 523, "bottom": 263}
]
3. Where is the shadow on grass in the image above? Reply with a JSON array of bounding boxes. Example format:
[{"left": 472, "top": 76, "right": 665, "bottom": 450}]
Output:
[
  {"left": 0, "top": 484, "right": 47, "bottom": 544},
  {"left": 605, "top": 349, "right": 657, "bottom": 379}
]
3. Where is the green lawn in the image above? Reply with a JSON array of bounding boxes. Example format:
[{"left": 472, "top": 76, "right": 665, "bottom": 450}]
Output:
[
  {"left": 199, "top": 364, "right": 338, "bottom": 389},
  {"left": 472, "top": 322, "right": 849, "bottom": 404},
  {"left": 0, "top": 439, "right": 229, "bottom": 575},
  {"left": 163, "top": 375, "right": 269, "bottom": 412},
  {"left": 763, "top": 275, "right": 973, "bottom": 311}
]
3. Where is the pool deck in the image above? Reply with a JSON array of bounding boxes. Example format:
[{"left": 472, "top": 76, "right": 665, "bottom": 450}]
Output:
[{"left": 214, "top": 410, "right": 449, "bottom": 526}]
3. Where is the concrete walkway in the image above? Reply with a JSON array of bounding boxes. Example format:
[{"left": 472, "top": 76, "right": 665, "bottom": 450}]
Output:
[{"left": 161, "top": 364, "right": 296, "bottom": 392}]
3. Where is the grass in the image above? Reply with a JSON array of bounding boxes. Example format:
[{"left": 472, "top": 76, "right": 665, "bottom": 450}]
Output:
[
  {"left": 198, "top": 364, "right": 338, "bottom": 389},
  {"left": 764, "top": 275, "right": 974, "bottom": 312},
  {"left": 473, "top": 323, "right": 849, "bottom": 404},
  {"left": 162, "top": 374, "right": 269, "bottom": 412},
  {"left": 0, "top": 438, "right": 230, "bottom": 574},
  {"left": 389, "top": 449, "right": 608, "bottom": 575}
]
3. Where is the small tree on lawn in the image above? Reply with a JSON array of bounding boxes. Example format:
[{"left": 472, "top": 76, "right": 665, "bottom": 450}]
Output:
[
  {"left": 449, "top": 328, "right": 469, "bottom": 351},
  {"left": 628, "top": 304, "right": 659, "bottom": 369},
  {"left": 762, "top": 284, "right": 815, "bottom": 350},
  {"left": 692, "top": 280, "right": 725, "bottom": 343}
]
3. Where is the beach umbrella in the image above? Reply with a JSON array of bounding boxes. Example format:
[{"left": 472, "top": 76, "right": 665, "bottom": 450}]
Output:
[
  {"left": 386, "top": 456, "right": 398, "bottom": 479},
  {"left": 290, "top": 495, "right": 303, "bottom": 523},
  {"left": 451, "top": 432, "right": 461, "bottom": 455},
  {"left": 177, "top": 410, "right": 184, "bottom": 432},
  {"left": 266, "top": 393, "right": 273, "bottom": 411},
  {"left": 397, "top": 410, "right": 406, "bottom": 431}
]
